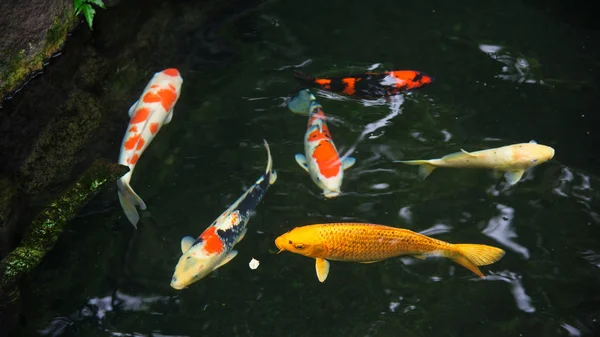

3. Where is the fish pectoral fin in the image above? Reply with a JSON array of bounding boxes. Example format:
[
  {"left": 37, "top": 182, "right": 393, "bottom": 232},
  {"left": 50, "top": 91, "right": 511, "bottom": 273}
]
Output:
[
  {"left": 413, "top": 255, "right": 427, "bottom": 260},
  {"left": 359, "top": 260, "right": 384, "bottom": 264},
  {"left": 165, "top": 109, "right": 174, "bottom": 124},
  {"left": 215, "top": 250, "right": 238, "bottom": 270},
  {"left": 315, "top": 258, "right": 330, "bottom": 283},
  {"left": 342, "top": 157, "right": 356, "bottom": 170},
  {"left": 529, "top": 140, "right": 537, "bottom": 144},
  {"left": 128, "top": 100, "right": 139, "bottom": 117},
  {"left": 180, "top": 236, "right": 196, "bottom": 253},
  {"left": 504, "top": 170, "right": 525, "bottom": 185},
  {"left": 295, "top": 154, "right": 309, "bottom": 172},
  {"left": 460, "top": 149, "right": 479, "bottom": 157}
]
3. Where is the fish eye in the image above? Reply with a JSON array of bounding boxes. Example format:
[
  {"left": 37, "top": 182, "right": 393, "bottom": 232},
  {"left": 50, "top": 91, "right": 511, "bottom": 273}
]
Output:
[
  {"left": 532, "top": 159, "right": 538, "bottom": 163},
  {"left": 187, "top": 256, "right": 191, "bottom": 260},
  {"left": 288, "top": 240, "right": 293, "bottom": 244},
  {"left": 295, "top": 244, "right": 304, "bottom": 249}
]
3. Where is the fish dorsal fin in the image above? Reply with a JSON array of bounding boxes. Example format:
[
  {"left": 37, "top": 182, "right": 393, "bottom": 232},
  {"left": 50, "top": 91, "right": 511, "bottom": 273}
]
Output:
[
  {"left": 181, "top": 236, "right": 195, "bottom": 253},
  {"left": 342, "top": 157, "right": 356, "bottom": 170},
  {"left": 128, "top": 100, "right": 139, "bottom": 117},
  {"left": 504, "top": 170, "right": 525, "bottom": 185},
  {"left": 295, "top": 154, "right": 309, "bottom": 172},
  {"left": 315, "top": 258, "right": 330, "bottom": 283},
  {"left": 460, "top": 149, "right": 479, "bottom": 157},
  {"left": 215, "top": 250, "right": 238, "bottom": 270},
  {"left": 529, "top": 140, "right": 537, "bottom": 144}
]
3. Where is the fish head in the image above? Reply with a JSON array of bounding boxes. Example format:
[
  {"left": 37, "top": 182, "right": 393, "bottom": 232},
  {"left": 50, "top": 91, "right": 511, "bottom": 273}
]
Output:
[
  {"left": 516, "top": 143, "right": 555, "bottom": 167},
  {"left": 275, "top": 226, "right": 327, "bottom": 258},
  {"left": 153, "top": 68, "right": 184, "bottom": 93},
  {"left": 170, "top": 244, "right": 218, "bottom": 290}
]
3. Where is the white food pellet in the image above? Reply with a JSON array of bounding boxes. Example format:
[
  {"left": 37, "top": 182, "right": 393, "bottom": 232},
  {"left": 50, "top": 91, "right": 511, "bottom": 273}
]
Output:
[{"left": 249, "top": 258, "right": 260, "bottom": 270}]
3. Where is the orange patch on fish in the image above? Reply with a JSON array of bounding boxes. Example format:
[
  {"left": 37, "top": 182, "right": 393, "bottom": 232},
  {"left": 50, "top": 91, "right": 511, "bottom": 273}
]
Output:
[
  {"left": 129, "top": 125, "right": 138, "bottom": 133},
  {"left": 124, "top": 134, "right": 141, "bottom": 150},
  {"left": 158, "top": 88, "right": 178, "bottom": 111},
  {"left": 130, "top": 107, "right": 151, "bottom": 124},
  {"left": 136, "top": 137, "right": 146, "bottom": 150},
  {"left": 163, "top": 68, "right": 180, "bottom": 77},
  {"left": 143, "top": 91, "right": 162, "bottom": 103},
  {"left": 312, "top": 141, "right": 341, "bottom": 178},
  {"left": 168, "top": 84, "right": 177, "bottom": 91},
  {"left": 149, "top": 122, "right": 160, "bottom": 134},
  {"left": 200, "top": 227, "right": 224, "bottom": 254},
  {"left": 315, "top": 78, "right": 332, "bottom": 89},
  {"left": 342, "top": 78, "right": 356, "bottom": 95},
  {"left": 130, "top": 153, "right": 140, "bottom": 165}
]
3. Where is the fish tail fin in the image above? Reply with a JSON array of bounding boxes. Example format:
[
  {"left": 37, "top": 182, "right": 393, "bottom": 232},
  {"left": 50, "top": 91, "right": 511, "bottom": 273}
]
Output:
[
  {"left": 117, "top": 179, "right": 147, "bottom": 228},
  {"left": 263, "top": 139, "right": 277, "bottom": 185},
  {"left": 292, "top": 70, "right": 316, "bottom": 84},
  {"left": 287, "top": 89, "right": 316, "bottom": 115},
  {"left": 397, "top": 160, "right": 437, "bottom": 179},
  {"left": 451, "top": 244, "right": 506, "bottom": 278}
]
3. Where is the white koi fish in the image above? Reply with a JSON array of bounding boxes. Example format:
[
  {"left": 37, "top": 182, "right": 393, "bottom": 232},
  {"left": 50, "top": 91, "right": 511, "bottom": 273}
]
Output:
[
  {"left": 117, "top": 68, "right": 183, "bottom": 228},
  {"left": 397, "top": 141, "right": 555, "bottom": 185},
  {"left": 288, "top": 89, "right": 355, "bottom": 198},
  {"left": 170, "top": 140, "right": 277, "bottom": 289}
]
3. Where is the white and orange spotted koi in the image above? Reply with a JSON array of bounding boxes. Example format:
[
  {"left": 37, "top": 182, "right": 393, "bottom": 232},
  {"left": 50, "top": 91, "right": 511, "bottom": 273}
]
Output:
[
  {"left": 170, "top": 140, "right": 277, "bottom": 289},
  {"left": 117, "top": 68, "right": 183, "bottom": 228},
  {"left": 288, "top": 89, "right": 355, "bottom": 198}
]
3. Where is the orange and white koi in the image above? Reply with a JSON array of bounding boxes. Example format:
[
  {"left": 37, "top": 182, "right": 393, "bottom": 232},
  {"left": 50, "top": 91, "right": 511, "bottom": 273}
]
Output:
[
  {"left": 398, "top": 141, "right": 555, "bottom": 185},
  {"left": 117, "top": 68, "right": 183, "bottom": 228},
  {"left": 288, "top": 89, "right": 355, "bottom": 198},
  {"left": 170, "top": 140, "right": 277, "bottom": 290},
  {"left": 275, "top": 223, "right": 505, "bottom": 282},
  {"left": 293, "top": 69, "right": 433, "bottom": 99}
]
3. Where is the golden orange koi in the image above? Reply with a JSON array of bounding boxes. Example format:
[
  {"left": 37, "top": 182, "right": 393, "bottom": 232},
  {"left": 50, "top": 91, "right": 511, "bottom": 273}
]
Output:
[{"left": 275, "top": 223, "right": 504, "bottom": 282}]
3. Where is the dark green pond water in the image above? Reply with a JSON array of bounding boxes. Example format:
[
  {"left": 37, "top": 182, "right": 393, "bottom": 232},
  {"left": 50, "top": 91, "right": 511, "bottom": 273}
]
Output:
[{"left": 13, "top": 0, "right": 600, "bottom": 336}]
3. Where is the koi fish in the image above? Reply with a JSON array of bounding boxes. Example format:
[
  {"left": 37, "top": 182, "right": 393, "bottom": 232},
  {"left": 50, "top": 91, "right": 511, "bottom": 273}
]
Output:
[
  {"left": 397, "top": 141, "right": 555, "bottom": 185},
  {"left": 117, "top": 68, "right": 183, "bottom": 228},
  {"left": 293, "top": 69, "right": 433, "bottom": 99},
  {"left": 170, "top": 140, "right": 277, "bottom": 289},
  {"left": 288, "top": 89, "right": 355, "bottom": 198},
  {"left": 275, "top": 223, "right": 505, "bottom": 282}
]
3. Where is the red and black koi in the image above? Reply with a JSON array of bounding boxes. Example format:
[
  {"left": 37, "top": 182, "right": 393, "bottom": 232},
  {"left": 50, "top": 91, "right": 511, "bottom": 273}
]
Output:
[{"left": 293, "top": 70, "right": 433, "bottom": 99}]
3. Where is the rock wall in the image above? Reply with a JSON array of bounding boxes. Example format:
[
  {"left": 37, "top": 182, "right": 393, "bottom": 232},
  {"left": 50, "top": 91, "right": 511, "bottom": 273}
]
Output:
[{"left": 0, "top": 0, "right": 76, "bottom": 101}]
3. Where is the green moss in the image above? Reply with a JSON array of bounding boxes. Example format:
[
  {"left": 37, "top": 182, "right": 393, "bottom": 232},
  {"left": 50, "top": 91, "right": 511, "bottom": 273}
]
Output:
[
  {"left": 20, "top": 88, "right": 104, "bottom": 193},
  {"left": 0, "top": 159, "right": 128, "bottom": 305},
  {"left": 0, "top": 8, "right": 77, "bottom": 100}
]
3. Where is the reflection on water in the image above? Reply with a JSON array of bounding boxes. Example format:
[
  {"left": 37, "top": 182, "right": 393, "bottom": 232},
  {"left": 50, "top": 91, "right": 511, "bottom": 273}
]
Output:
[
  {"left": 39, "top": 291, "right": 176, "bottom": 337},
  {"left": 482, "top": 204, "right": 530, "bottom": 259},
  {"left": 484, "top": 271, "right": 535, "bottom": 313},
  {"left": 478, "top": 44, "right": 544, "bottom": 85}
]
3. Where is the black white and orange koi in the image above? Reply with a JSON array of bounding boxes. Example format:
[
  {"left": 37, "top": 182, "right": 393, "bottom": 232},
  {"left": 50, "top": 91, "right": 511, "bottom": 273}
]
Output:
[
  {"left": 288, "top": 89, "right": 355, "bottom": 198},
  {"left": 293, "top": 70, "right": 433, "bottom": 99},
  {"left": 170, "top": 140, "right": 277, "bottom": 289},
  {"left": 117, "top": 68, "right": 183, "bottom": 228}
]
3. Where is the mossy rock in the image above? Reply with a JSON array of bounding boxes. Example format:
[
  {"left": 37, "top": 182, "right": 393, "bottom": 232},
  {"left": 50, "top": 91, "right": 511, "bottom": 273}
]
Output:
[
  {"left": 0, "top": 159, "right": 128, "bottom": 307},
  {"left": 19, "top": 88, "right": 104, "bottom": 194},
  {"left": 0, "top": 4, "right": 77, "bottom": 101}
]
